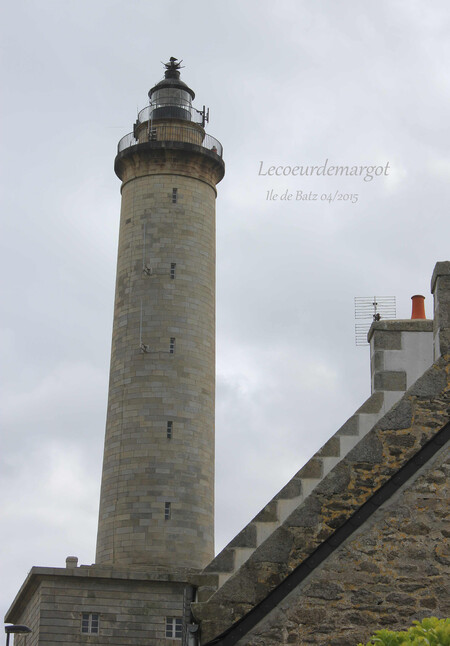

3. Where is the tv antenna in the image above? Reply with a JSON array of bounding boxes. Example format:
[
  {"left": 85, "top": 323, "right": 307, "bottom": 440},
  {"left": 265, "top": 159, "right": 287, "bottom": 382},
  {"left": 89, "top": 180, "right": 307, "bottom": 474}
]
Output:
[
  {"left": 354, "top": 296, "right": 396, "bottom": 346},
  {"left": 194, "top": 105, "right": 209, "bottom": 128}
]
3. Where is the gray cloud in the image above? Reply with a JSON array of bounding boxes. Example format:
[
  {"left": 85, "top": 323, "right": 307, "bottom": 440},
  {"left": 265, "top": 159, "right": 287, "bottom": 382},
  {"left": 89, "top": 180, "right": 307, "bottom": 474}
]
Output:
[{"left": 1, "top": 0, "right": 449, "bottom": 620}]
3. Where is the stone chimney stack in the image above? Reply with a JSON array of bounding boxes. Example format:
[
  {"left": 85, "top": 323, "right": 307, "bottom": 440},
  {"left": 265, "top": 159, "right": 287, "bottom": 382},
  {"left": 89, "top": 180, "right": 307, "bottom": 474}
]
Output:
[
  {"left": 368, "top": 301, "right": 433, "bottom": 416},
  {"left": 431, "top": 261, "right": 450, "bottom": 360}
]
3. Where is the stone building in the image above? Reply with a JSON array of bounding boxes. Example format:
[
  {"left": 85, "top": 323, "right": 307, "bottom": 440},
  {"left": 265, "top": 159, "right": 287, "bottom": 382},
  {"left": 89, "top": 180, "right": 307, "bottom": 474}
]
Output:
[
  {"left": 191, "top": 264, "right": 450, "bottom": 645},
  {"left": 5, "top": 59, "right": 449, "bottom": 646}
]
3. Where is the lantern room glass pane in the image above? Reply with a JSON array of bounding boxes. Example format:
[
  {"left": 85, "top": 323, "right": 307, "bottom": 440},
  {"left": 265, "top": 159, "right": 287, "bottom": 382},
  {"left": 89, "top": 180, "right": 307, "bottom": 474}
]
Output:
[{"left": 150, "top": 88, "right": 192, "bottom": 121}]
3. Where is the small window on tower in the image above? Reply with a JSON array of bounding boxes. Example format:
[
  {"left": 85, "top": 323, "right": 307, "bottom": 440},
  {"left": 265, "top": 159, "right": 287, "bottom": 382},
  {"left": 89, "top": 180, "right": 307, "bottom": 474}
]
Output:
[
  {"left": 164, "top": 502, "right": 171, "bottom": 520},
  {"left": 165, "top": 617, "right": 183, "bottom": 639},
  {"left": 81, "top": 613, "right": 99, "bottom": 634},
  {"left": 170, "top": 337, "right": 176, "bottom": 354},
  {"left": 172, "top": 188, "right": 178, "bottom": 203},
  {"left": 170, "top": 263, "right": 176, "bottom": 279},
  {"left": 167, "top": 421, "right": 173, "bottom": 439}
]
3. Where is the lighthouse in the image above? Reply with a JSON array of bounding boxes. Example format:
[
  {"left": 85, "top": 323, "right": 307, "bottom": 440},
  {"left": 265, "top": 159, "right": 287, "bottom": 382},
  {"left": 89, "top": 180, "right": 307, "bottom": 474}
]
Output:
[
  {"left": 5, "top": 59, "right": 225, "bottom": 645},
  {"left": 95, "top": 57, "right": 225, "bottom": 571}
]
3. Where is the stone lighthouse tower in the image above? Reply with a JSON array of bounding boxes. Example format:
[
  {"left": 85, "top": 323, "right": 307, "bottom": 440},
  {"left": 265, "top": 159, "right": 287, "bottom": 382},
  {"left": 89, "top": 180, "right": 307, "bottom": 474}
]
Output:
[
  {"left": 96, "top": 58, "right": 225, "bottom": 571},
  {"left": 5, "top": 60, "right": 225, "bottom": 645}
]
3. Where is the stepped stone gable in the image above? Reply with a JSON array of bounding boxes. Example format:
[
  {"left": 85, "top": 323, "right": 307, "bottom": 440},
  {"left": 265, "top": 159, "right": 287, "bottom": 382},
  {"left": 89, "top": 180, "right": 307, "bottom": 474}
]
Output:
[
  {"left": 194, "top": 388, "right": 386, "bottom": 592},
  {"left": 192, "top": 354, "right": 450, "bottom": 644},
  {"left": 226, "top": 440, "right": 449, "bottom": 646},
  {"left": 193, "top": 314, "right": 437, "bottom": 604}
]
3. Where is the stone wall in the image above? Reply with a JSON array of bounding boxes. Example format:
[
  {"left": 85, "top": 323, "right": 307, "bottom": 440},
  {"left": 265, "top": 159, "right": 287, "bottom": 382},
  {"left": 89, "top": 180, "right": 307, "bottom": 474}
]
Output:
[
  {"left": 96, "top": 141, "right": 224, "bottom": 570},
  {"left": 235, "top": 441, "right": 449, "bottom": 646},
  {"left": 432, "top": 261, "right": 450, "bottom": 359},
  {"left": 368, "top": 319, "right": 433, "bottom": 414},
  {"left": 10, "top": 584, "right": 41, "bottom": 646},
  {"left": 8, "top": 566, "right": 190, "bottom": 646},
  {"left": 193, "top": 355, "right": 449, "bottom": 643}
]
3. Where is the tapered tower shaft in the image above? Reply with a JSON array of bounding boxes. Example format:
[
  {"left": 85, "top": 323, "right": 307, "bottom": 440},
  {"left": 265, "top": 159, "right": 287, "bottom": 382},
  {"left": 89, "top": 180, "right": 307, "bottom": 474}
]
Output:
[{"left": 96, "top": 60, "right": 224, "bottom": 570}]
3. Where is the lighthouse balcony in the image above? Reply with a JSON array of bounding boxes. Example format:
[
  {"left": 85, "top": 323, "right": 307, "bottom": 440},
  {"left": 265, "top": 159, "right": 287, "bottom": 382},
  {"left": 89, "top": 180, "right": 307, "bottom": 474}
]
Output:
[{"left": 117, "top": 123, "right": 223, "bottom": 158}]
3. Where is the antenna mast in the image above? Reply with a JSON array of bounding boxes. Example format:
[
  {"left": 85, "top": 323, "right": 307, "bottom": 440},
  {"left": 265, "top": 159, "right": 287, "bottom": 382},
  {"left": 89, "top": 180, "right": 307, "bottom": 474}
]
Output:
[{"left": 354, "top": 296, "right": 396, "bottom": 346}]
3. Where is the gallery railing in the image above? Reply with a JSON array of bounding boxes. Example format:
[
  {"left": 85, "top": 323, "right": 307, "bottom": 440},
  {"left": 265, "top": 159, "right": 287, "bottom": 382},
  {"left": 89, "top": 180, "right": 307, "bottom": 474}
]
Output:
[{"left": 117, "top": 123, "right": 223, "bottom": 158}]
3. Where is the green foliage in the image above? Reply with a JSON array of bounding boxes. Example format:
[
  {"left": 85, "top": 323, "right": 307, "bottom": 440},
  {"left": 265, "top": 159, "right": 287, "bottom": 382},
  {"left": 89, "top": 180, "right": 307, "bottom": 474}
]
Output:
[{"left": 357, "top": 617, "right": 450, "bottom": 646}]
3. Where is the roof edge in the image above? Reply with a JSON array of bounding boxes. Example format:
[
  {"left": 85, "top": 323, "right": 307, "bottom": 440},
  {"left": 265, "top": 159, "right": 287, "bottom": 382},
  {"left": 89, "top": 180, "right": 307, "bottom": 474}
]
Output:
[
  {"left": 202, "top": 420, "right": 450, "bottom": 646},
  {"left": 5, "top": 564, "right": 197, "bottom": 623}
]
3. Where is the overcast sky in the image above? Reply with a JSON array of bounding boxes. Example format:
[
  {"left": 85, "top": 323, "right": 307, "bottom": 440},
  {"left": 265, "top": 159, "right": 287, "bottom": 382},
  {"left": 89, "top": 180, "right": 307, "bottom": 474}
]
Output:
[{"left": 1, "top": 0, "right": 450, "bottom": 621}]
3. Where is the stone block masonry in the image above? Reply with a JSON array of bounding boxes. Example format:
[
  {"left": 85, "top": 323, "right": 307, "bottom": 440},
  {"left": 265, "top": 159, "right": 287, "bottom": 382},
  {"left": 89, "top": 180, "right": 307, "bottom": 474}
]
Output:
[
  {"left": 432, "top": 261, "right": 450, "bottom": 359},
  {"left": 194, "top": 357, "right": 449, "bottom": 644},
  {"left": 236, "top": 440, "right": 450, "bottom": 646},
  {"left": 96, "top": 141, "right": 224, "bottom": 571},
  {"left": 6, "top": 566, "right": 192, "bottom": 646},
  {"left": 369, "top": 319, "right": 433, "bottom": 414}
]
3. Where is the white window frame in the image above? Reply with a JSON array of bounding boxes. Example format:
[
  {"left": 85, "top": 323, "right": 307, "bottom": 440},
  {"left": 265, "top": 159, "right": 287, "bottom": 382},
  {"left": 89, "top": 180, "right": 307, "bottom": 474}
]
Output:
[
  {"left": 165, "top": 617, "right": 183, "bottom": 639},
  {"left": 81, "top": 612, "right": 99, "bottom": 634}
]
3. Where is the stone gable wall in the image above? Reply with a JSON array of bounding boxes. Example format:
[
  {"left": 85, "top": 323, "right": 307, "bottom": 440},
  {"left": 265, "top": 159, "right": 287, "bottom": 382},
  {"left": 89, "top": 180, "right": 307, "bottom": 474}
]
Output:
[
  {"left": 235, "top": 441, "right": 449, "bottom": 646},
  {"left": 193, "top": 357, "right": 449, "bottom": 643}
]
